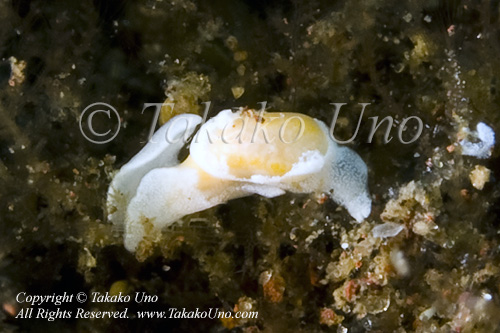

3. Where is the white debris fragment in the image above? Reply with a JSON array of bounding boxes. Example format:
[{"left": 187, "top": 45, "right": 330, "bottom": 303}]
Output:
[
  {"left": 460, "top": 122, "right": 495, "bottom": 159},
  {"left": 483, "top": 292, "right": 492, "bottom": 301},
  {"left": 419, "top": 307, "right": 436, "bottom": 321},
  {"left": 391, "top": 250, "right": 410, "bottom": 277},
  {"left": 372, "top": 222, "right": 404, "bottom": 238}
]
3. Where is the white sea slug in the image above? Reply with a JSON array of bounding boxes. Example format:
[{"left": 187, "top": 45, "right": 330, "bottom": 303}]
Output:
[{"left": 107, "top": 109, "right": 372, "bottom": 252}]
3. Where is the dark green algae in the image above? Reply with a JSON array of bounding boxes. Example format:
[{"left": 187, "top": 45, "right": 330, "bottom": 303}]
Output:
[{"left": 1, "top": 0, "right": 500, "bottom": 331}]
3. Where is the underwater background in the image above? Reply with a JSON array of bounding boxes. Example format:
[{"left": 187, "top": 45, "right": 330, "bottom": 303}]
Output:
[{"left": 1, "top": 0, "right": 500, "bottom": 331}]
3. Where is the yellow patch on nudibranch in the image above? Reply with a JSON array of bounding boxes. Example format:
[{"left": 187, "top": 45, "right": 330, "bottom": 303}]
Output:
[{"left": 190, "top": 110, "right": 329, "bottom": 180}]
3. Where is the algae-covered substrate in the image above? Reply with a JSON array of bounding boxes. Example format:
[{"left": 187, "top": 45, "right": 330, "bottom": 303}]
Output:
[{"left": 1, "top": 0, "right": 500, "bottom": 332}]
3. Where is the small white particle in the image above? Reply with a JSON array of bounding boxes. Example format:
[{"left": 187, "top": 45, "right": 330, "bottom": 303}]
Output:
[
  {"left": 391, "top": 250, "right": 410, "bottom": 276},
  {"left": 402, "top": 13, "right": 412, "bottom": 23},
  {"left": 372, "top": 222, "right": 404, "bottom": 238}
]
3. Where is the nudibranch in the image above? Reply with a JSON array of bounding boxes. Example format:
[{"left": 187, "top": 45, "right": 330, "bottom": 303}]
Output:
[{"left": 107, "top": 109, "right": 371, "bottom": 252}]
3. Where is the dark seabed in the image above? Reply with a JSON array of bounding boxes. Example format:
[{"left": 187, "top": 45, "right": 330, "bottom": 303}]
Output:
[{"left": 1, "top": 0, "right": 500, "bottom": 332}]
